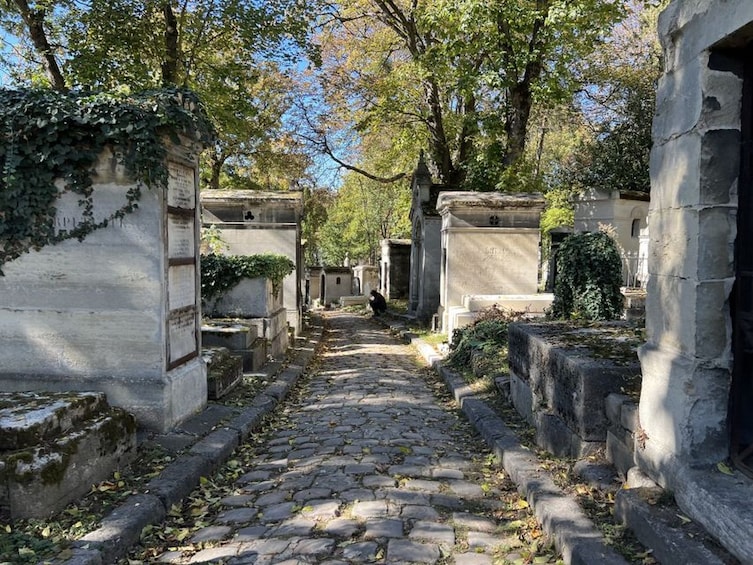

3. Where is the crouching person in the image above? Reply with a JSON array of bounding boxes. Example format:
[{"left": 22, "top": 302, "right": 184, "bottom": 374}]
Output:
[{"left": 369, "top": 289, "right": 387, "bottom": 317}]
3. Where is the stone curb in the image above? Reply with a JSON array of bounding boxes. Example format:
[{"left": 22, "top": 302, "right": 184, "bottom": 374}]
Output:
[
  {"left": 56, "top": 318, "right": 325, "bottom": 565},
  {"left": 401, "top": 328, "right": 630, "bottom": 565}
]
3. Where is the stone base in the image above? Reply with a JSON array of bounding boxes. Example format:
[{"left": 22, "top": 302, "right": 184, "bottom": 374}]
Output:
[
  {"left": 0, "top": 392, "right": 137, "bottom": 520},
  {"left": 202, "top": 347, "right": 243, "bottom": 400},
  {"left": 0, "top": 357, "right": 207, "bottom": 432},
  {"left": 340, "top": 295, "right": 369, "bottom": 307}
]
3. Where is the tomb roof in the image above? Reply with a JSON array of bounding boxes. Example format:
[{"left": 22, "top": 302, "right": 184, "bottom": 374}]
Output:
[{"left": 436, "top": 191, "right": 545, "bottom": 212}]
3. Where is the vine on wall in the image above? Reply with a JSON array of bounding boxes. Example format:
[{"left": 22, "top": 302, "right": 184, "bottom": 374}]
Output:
[
  {"left": 550, "top": 231, "right": 624, "bottom": 321},
  {"left": 200, "top": 253, "right": 295, "bottom": 303},
  {"left": 0, "top": 87, "right": 214, "bottom": 275}
]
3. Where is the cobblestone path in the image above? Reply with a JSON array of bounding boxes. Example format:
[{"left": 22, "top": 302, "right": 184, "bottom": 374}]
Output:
[{"left": 151, "top": 312, "right": 556, "bottom": 564}]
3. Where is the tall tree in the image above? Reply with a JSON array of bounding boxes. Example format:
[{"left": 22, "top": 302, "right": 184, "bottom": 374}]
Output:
[
  {"left": 305, "top": 0, "right": 626, "bottom": 190},
  {"left": 0, "top": 0, "right": 314, "bottom": 190},
  {"left": 555, "top": 0, "right": 664, "bottom": 195}
]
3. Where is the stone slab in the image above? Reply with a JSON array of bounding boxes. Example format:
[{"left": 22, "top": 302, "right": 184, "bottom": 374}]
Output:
[
  {"left": 2, "top": 409, "right": 137, "bottom": 519},
  {"left": 615, "top": 487, "right": 733, "bottom": 565}
]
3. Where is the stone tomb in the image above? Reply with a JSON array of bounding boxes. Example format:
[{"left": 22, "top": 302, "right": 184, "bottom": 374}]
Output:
[
  {"left": 436, "top": 192, "right": 546, "bottom": 335},
  {"left": 201, "top": 190, "right": 303, "bottom": 335},
  {"left": 573, "top": 188, "right": 649, "bottom": 287},
  {"left": 204, "top": 277, "right": 289, "bottom": 359},
  {"left": 0, "top": 141, "right": 207, "bottom": 433},
  {"left": 352, "top": 265, "right": 379, "bottom": 296},
  {"left": 507, "top": 322, "right": 642, "bottom": 459},
  {"left": 380, "top": 239, "right": 411, "bottom": 300},
  {"left": 0, "top": 392, "right": 136, "bottom": 519},
  {"left": 633, "top": 1, "right": 753, "bottom": 560},
  {"left": 407, "top": 155, "right": 452, "bottom": 321},
  {"left": 319, "top": 267, "right": 354, "bottom": 306}
]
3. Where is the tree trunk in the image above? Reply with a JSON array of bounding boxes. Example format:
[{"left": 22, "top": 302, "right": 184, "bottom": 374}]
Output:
[
  {"left": 423, "top": 78, "right": 460, "bottom": 186},
  {"left": 12, "top": 0, "right": 66, "bottom": 91},
  {"left": 206, "top": 147, "right": 226, "bottom": 190},
  {"left": 162, "top": 2, "right": 179, "bottom": 86},
  {"left": 503, "top": 6, "right": 547, "bottom": 169}
]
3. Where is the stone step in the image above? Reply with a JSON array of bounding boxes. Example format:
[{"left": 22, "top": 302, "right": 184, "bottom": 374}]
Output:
[
  {"left": 1, "top": 399, "right": 136, "bottom": 520},
  {"left": 0, "top": 392, "right": 109, "bottom": 450}
]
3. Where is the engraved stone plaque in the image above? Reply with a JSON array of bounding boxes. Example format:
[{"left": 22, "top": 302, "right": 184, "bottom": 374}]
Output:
[
  {"left": 168, "top": 216, "right": 195, "bottom": 259},
  {"left": 167, "top": 161, "right": 196, "bottom": 209},
  {"left": 168, "top": 308, "right": 197, "bottom": 363},
  {"left": 168, "top": 265, "right": 196, "bottom": 310}
]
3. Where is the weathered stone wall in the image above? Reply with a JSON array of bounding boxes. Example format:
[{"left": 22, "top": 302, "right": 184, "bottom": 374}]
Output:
[
  {"left": 639, "top": 0, "right": 751, "bottom": 485},
  {"left": 0, "top": 141, "right": 207, "bottom": 432}
]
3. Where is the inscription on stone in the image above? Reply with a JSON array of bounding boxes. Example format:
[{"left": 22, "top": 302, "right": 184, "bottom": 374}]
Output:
[
  {"left": 168, "top": 308, "right": 197, "bottom": 363},
  {"left": 168, "top": 265, "right": 196, "bottom": 310},
  {"left": 168, "top": 216, "right": 195, "bottom": 259},
  {"left": 167, "top": 162, "right": 196, "bottom": 209}
]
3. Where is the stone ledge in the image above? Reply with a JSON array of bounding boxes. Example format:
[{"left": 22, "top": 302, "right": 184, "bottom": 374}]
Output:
[{"left": 615, "top": 487, "right": 734, "bottom": 565}]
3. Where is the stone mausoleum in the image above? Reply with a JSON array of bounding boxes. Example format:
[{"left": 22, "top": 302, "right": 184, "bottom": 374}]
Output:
[
  {"left": 573, "top": 188, "right": 649, "bottom": 287},
  {"left": 636, "top": 1, "right": 753, "bottom": 559},
  {"left": 0, "top": 139, "right": 207, "bottom": 432},
  {"left": 201, "top": 190, "right": 304, "bottom": 335},
  {"left": 407, "top": 155, "right": 452, "bottom": 322},
  {"left": 436, "top": 192, "right": 547, "bottom": 335}
]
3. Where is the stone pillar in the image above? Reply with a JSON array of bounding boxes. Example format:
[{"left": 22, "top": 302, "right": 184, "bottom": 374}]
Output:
[
  {"left": 0, "top": 140, "right": 207, "bottom": 432},
  {"left": 638, "top": 1, "right": 748, "bottom": 485}
]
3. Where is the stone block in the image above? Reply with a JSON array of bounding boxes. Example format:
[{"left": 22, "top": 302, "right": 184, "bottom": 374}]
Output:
[
  {"left": 620, "top": 401, "right": 639, "bottom": 433},
  {"left": 605, "top": 393, "right": 631, "bottom": 427},
  {"left": 0, "top": 391, "right": 108, "bottom": 450},
  {"left": 652, "top": 56, "right": 703, "bottom": 141},
  {"left": 508, "top": 322, "right": 641, "bottom": 442},
  {"left": 202, "top": 347, "right": 243, "bottom": 400},
  {"left": 509, "top": 371, "right": 534, "bottom": 426},
  {"left": 615, "top": 486, "right": 733, "bottom": 565},
  {"left": 534, "top": 412, "right": 582, "bottom": 459},
  {"left": 207, "top": 277, "right": 282, "bottom": 318},
  {"left": 649, "top": 135, "right": 701, "bottom": 211},
  {"left": 202, "top": 323, "right": 258, "bottom": 349},
  {"left": 202, "top": 319, "right": 268, "bottom": 371},
  {"left": 638, "top": 344, "right": 730, "bottom": 467},
  {"left": 606, "top": 430, "right": 635, "bottom": 479},
  {"left": 699, "top": 68, "right": 744, "bottom": 132},
  {"left": 643, "top": 275, "right": 696, "bottom": 356},
  {"left": 1, "top": 405, "right": 137, "bottom": 519},
  {"left": 700, "top": 130, "right": 740, "bottom": 205},
  {"left": 340, "top": 295, "right": 369, "bottom": 307},
  {"left": 697, "top": 207, "right": 736, "bottom": 281}
]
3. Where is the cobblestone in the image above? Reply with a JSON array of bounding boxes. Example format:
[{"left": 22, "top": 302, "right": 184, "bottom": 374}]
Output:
[{"left": 139, "top": 312, "right": 562, "bottom": 564}]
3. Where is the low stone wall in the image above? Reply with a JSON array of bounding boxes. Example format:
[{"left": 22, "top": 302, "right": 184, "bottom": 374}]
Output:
[
  {"left": 508, "top": 321, "right": 642, "bottom": 458},
  {"left": 605, "top": 393, "right": 640, "bottom": 478}
]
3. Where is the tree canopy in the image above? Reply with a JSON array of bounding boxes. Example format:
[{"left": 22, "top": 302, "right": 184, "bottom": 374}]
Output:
[
  {"left": 302, "top": 0, "right": 628, "bottom": 191},
  {"left": 0, "top": 0, "right": 315, "bottom": 191}
]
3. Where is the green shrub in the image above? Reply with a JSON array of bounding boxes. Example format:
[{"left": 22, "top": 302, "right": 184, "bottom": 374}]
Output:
[
  {"left": 551, "top": 231, "right": 623, "bottom": 321},
  {"left": 200, "top": 253, "right": 295, "bottom": 303},
  {"left": 446, "top": 307, "right": 523, "bottom": 368}
]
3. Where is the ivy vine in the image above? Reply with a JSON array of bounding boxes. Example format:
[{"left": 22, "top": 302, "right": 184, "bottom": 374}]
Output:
[
  {"left": 200, "top": 253, "right": 296, "bottom": 304},
  {"left": 0, "top": 87, "right": 214, "bottom": 275},
  {"left": 550, "top": 231, "right": 624, "bottom": 321}
]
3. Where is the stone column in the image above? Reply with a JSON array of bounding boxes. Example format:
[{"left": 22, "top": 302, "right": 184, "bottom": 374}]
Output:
[{"left": 637, "top": 1, "right": 747, "bottom": 485}]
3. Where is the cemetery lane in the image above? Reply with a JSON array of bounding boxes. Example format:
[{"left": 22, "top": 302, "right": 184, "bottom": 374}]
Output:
[{"left": 129, "top": 311, "right": 559, "bottom": 564}]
